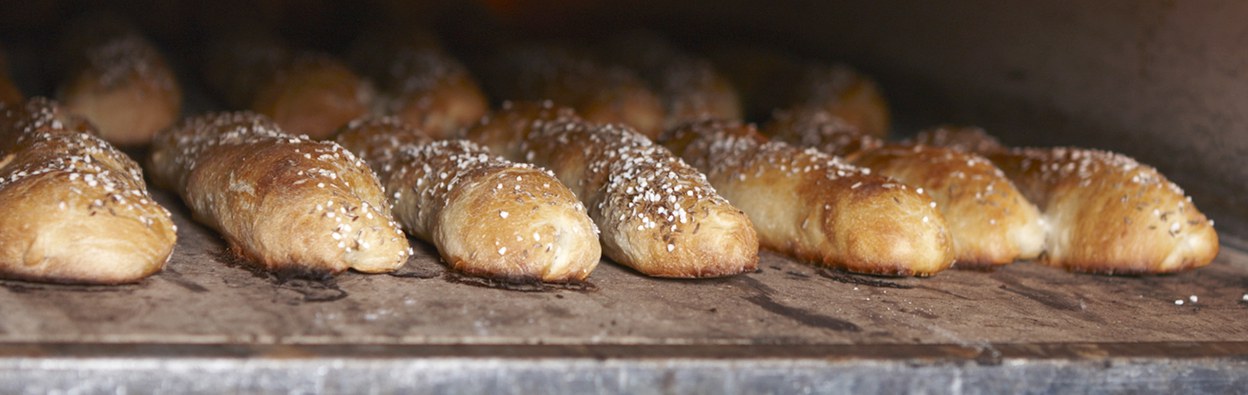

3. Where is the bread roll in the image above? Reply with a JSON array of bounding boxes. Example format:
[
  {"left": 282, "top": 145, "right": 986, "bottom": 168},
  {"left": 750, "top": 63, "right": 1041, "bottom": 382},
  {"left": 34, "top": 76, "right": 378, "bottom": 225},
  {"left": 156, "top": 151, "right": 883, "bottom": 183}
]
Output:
[
  {"left": 481, "top": 44, "right": 665, "bottom": 139},
  {"left": 466, "top": 101, "right": 758, "bottom": 278},
  {"left": 148, "top": 112, "right": 410, "bottom": 277},
  {"left": 249, "top": 54, "right": 375, "bottom": 140},
  {"left": 202, "top": 29, "right": 372, "bottom": 140},
  {"left": 57, "top": 21, "right": 182, "bottom": 147},
  {"left": 601, "top": 31, "right": 742, "bottom": 129},
  {"left": 335, "top": 117, "right": 601, "bottom": 282},
  {"left": 768, "top": 112, "right": 1044, "bottom": 267},
  {"left": 908, "top": 125, "right": 1006, "bottom": 154},
  {"left": 0, "top": 98, "right": 176, "bottom": 284},
  {"left": 917, "top": 126, "right": 1219, "bottom": 274},
  {"left": 853, "top": 145, "right": 1045, "bottom": 268},
  {"left": 710, "top": 46, "right": 889, "bottom": 136},
  {"left": 660, "top": 119, "right": 953, "bottom": 276},
  {"left": 349, "top": 31, "right": 488, "bottom": 140}
]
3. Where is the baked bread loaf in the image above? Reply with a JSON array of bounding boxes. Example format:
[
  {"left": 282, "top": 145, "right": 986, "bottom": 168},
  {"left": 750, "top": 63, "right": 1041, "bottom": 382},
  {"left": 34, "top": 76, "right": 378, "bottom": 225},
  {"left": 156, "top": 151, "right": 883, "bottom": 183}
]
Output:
[
  {"left": 203, "top": 32, "right": 372, "bottom": 140},
  {"left": 660, "top": 119, "right": 953, "bottom": 276},
  {"left": 148, "top": 112, "right": 410, "bottom": 277},
  {"left": 768, "top": 112, "right": 1044, "bottom": 267},
  {"left": 481, "top": 44, "right": 666, "bottom": 139},
  {"left": 853, "top": 145, "right": 1045, "bottom": 268},
  {"left": 601, "top": 31, "right": 742, "bottom": 129},
  {"left": 249, "top": 54, "right": 375, "bottom": 140},
  {"left": 349, "top": 31, "right": 488, "bottom": 140},
  {"left": 0, "top": 98, "right": 176, "bottom": 284},
  {"left": 916, "top": 126, "right": 1219, "bottom": 274},
  {"left": 466, "top": 101, "right": 759, "bottom": 278},
  {"left": 335, "top": 117, "right": 601, "bottom": 282},
  {"left": 710, "top": 47, "right": 889, "bottom": 137},
  {"left": 57, "top": 20, "right": 182, "bottom": 147}
]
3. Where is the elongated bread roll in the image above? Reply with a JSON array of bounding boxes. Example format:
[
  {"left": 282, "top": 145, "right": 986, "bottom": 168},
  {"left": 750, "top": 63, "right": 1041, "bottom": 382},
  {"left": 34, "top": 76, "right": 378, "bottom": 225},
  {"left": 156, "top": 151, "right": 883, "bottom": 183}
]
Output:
[
  {"left": 249, "top": 54, "right": 375, "bottom": 140},
  {"left": 57, "top": 21, "right": 182, "bottom": 147},
  {"left": 148, "top": 112, "right": 410, "bottom": 277},
  {"left": 466, "top": 101, "right": 758, "bottom": 278},
  {"left": 853, "top": 146, "right": 1045, "bottom": 267},
  {"left": 202, "top": 31, "right": 372, "bottom": 140},
  {"left": 710, "top": 46, "right": 889, "bottom": 137},
  {"left": 349, "top": 33, "right": 488, "bottom": 140},
  {"left": 335, "top": 117, "right": 601, "bottom": 282},
  {"left": 601, "top": 31, "right": 742, "bottom": 129},
  {"left": 481, "top": 44, "right": 665, "bottom": 139},
  {"left": 768, "top": 111, "right": 1044, "bottom": 267},
  {"left": 0, "top": 98, "right": 176, "bottom": 284},
  {"left": 916, "top": 126, "right": 1219, "bottom": 274},
  {"left": 660, "top": 119, "right": 953, "bottom": 276}
]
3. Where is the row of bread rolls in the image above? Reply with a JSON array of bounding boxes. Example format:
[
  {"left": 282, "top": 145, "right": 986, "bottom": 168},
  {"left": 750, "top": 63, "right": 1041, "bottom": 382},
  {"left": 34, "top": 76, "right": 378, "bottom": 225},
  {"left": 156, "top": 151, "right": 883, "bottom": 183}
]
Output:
[{"left": 1, "top": 24, "right": 1220, "bottom": 285}]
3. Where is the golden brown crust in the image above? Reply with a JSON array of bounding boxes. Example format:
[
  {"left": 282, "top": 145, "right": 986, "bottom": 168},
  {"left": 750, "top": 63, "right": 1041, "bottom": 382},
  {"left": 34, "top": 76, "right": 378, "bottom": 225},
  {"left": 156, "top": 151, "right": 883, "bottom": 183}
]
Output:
[
  {"left": 250, "top": 54, "right": 375, "bottom": 140},
  {"left": 660, "top": 120, "right": 954, "bottom": 277},
  {"left": 57, "top": 24, "right": 182, "bottom": 147},
  {"left": 917, "top": 126, "right": 1219, "bottom": 274},
  {"left": 466, "top": 102, "right": 759, "bottom": 278},
  {"left": 0, "top": 98, "right": 176, "bottom": 284},
  {"left": 336, "top": 117, "right": 602, "bottom": 282},
  {"left": 148, "top": 112, "right": 410, "bottom": 277},
  {"left": 350, "top": 33, "right": 488, "bottom": 140},
  {"left": 989, "top": 147, "right": 1218, "bottom": 274},
  {"left": 602, "top": 31, "right": 742, "bottom": 129},
  {"left": 483, "top": 44, "right": 665, "bottom": 139},
  {"left": 853, "top": 145, "right": 1045, "bottom": 268}
]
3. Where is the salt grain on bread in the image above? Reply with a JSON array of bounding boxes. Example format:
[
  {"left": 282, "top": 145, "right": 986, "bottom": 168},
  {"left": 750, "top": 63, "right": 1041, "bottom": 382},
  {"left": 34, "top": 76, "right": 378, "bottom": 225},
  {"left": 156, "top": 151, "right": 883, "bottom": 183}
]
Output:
[
  {"left": 768, "top": 112, "right": 1044, "bottom": 267},
  {"left": 335, "top": 117, "right": 601, "bottom": 282},
  {"left": 0, "top": 98, "right": 176, "bottom": 284},
  {"left": 466, "top": 101, "right": 758, "bottom": 278},
  {"left": 57, "top": 20, "right": 182, "bottom": 147},
  {"left": 148, "top": 112, "right": 409, "bottom": 277},
  {"left": 482, "top": 44, "right": 666, "bottom": 139},
  {"left": 348, "top": 31, "right": 488, "bottom": 140},
  {"left": 916, "top": 126, "right": 1219, "bottom": 274},
  {"left": 660, "top": 119, "right": 953, "bottom": 276}
]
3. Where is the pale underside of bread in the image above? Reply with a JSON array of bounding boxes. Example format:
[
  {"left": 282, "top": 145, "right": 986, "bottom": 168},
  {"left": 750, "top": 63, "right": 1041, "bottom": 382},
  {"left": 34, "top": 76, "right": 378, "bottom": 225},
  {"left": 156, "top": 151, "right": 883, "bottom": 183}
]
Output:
[
  {"left": 149, "top": 112, "right": 409, "bottom": 277},
  {"left": 661, "top": 120, "right": 954, "bottom": 277},
  {"left": 335, "top": 117, "right": 602, "bottom": 282},
  {"left": 0, "top": 99, "right": 176, "bottom": 284},
  {"left": 466, "top": 102, "right": 759, "bottom": 278},
  {"left": 58, "top": 31, "right": 182, "bottom": 147}
]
